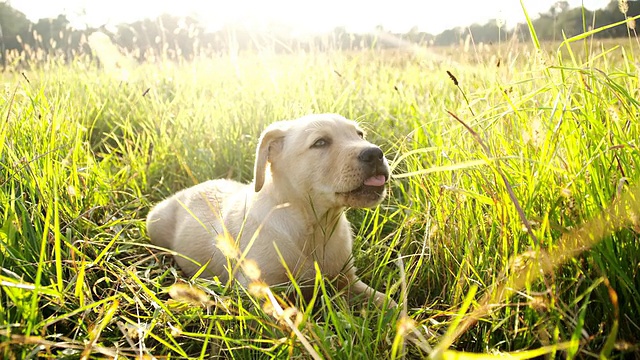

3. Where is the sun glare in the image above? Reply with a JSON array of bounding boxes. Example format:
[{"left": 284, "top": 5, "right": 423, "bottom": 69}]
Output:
[{"left": 12, "top": 0, "right": 611, "bottom": 37}]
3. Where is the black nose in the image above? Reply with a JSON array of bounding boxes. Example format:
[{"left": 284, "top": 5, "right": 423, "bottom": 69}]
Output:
[{"left": 358, "top": 147, "right": 384, "bottom": 164}]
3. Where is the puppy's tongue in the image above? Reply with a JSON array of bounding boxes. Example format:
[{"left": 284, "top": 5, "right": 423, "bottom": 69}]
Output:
[{"left": 363, "top": 175, "right": 386, "bottom": 187}]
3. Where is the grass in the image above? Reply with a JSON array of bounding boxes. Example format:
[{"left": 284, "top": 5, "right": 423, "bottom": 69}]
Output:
[{"left": 1, "top": 28, "right": 640, "bottom": 358}]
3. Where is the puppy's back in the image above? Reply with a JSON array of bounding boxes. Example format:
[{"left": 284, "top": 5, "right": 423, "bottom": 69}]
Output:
[
  {"left": 146, "top": 179, "right": 248, "bottom": 252},
  {"left": 146, "top": 193, "right": 180, "bottom": 250}
]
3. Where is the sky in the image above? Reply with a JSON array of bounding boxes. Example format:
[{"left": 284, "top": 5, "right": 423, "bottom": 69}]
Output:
[{"left": 9, "top": 0, "right": 612, "bottom": 35}]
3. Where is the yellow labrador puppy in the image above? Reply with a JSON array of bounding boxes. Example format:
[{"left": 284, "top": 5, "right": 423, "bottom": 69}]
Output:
[{"left": 146, "top": 114, "right": 394, "bottom": 306}]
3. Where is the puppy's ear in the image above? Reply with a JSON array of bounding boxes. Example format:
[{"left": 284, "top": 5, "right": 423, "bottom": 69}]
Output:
[{"left": 254, "top": 123, "right": 286, "bottom": 192}]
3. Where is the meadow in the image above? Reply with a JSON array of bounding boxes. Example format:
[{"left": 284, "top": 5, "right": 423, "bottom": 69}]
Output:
[{"left": 1, "top": 25, "right": 640, "bottom": 359}]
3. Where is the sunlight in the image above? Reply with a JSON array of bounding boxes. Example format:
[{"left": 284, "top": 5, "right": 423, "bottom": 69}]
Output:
[
  {"left": 2, "top": 0, "right": 640, "bottom": 357},
  {"left": 12, "top": 0, "right": 612, "bottom": 36}
]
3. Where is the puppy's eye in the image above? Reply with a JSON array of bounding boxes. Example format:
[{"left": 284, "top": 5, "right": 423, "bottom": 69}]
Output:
[
  {"left": 356, "top": 130, "right": 364, "bottom": 139},
  {"left": 311, "top": 138, "right": 330, "bottom": 148}
]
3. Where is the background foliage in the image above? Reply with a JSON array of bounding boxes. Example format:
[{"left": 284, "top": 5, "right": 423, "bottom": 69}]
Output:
[
  {"left": 1, "top": 0, "right": 640, "bottom": 64},
  {"left": 0, "top": 1, "right": 639, "bottom": 359}
]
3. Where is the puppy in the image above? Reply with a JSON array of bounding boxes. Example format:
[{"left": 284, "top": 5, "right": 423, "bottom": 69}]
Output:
[{"left": 146, "top": 114, "right": 395, "bottom": 307}]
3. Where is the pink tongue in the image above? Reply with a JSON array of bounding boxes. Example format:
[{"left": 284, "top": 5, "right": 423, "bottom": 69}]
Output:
[{"left": 364, "top": 175, "right": 386, "bottom": 187}]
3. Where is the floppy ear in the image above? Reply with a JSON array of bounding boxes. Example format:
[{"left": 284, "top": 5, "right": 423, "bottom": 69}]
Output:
[{"left": 254, "top": 123, "right": 286, "bottom": 192}]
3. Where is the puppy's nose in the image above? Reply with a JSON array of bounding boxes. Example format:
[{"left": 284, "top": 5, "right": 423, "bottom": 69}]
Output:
[{"left": 358, "top": 147, "right": 384, "bottom": 164}]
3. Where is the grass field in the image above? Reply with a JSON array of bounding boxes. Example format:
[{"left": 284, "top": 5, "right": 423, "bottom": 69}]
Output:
[{"left": 1, "top": 25, "right": 640, "bottom": 359}]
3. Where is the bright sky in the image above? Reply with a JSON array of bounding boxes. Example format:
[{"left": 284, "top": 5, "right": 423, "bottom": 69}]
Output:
[{"left": 10, "top": 0, "right": 612, "bottom": 34}]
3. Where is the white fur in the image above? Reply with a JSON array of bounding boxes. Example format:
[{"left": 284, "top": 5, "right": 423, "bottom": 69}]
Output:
[{"left": 146, "top": 114, "right": 395, "bottom": 306}]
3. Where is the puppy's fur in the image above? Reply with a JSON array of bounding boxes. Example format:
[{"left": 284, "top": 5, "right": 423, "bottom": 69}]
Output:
[{"left": 147, "top": 114, "right": 394, "bottom": 306}]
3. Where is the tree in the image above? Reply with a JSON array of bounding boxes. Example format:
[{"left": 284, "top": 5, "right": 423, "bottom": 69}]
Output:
[
  {"left": 554, "top": 1, "right": 571, "bottom": 15},
  {"left": 0, "top": 3, "right": 30, "bottom": 43}
]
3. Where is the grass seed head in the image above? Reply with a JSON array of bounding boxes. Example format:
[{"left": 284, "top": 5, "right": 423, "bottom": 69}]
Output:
[
  {"left": 446, "top": 70, "right": 459, "bottom": 86},
  {"left": 216, "top": 233, "right": 240, "bottom": 259},
  {"left": 242, "top": 259, "right": 262, "bottom": 281},
  {"left": 619, "top": 0, "right": 629, "bottom": 15},
  {"left": 167, "top": 283, "right": 212, "bottom": 307},
  {"left": 249, "top": 280, "right": 269, "bottom": 297}
]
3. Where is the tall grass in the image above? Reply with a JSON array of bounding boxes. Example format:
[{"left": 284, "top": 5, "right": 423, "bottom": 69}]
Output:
[{"left": 1, "top": 24, "right": 639, "bottom": 359}]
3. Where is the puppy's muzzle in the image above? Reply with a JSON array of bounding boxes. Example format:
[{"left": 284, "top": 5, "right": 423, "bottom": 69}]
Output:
[
  {"left": 358, "top": 146, "right": 389, "bottom": 183},
  {"left": 336, "top": 145, "right": 389, "bottom": 207}
]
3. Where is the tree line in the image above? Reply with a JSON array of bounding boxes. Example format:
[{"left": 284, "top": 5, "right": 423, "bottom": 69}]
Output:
[
  {"left": 0, "top": 0, "right": 638, "bottom": 66},
  {"left": 434, "top": 0, "right": 640, "bottom": 46}
]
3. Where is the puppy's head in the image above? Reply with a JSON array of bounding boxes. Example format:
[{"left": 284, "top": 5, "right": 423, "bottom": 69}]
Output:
[{"left": 254, "top": 114, "right": 389, "bottom": 208}]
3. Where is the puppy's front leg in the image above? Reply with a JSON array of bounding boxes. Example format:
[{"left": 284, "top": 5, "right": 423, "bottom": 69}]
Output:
[
  {"left": 337, "top": 271, "right": 397, "bottom": 308},
  {"left": 351, "top": 279, "right": 397, "bottom": 308}
]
